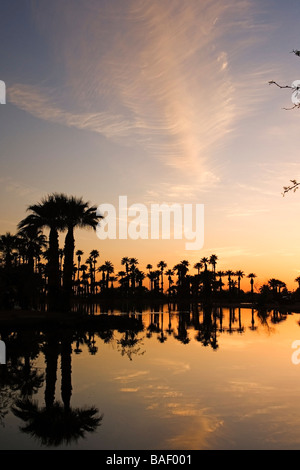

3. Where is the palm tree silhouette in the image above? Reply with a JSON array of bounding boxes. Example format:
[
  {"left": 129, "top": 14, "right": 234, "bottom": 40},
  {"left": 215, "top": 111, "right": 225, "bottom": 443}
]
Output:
[
  {"left": 165, "top": 269, "right": 174, "bottom": 295},
  {"left": 98, "top": 264, "right": 107, "bottom": 291},
  {"left": 0, "top": 232, "right": 17, "bottom": 268},
  {"left": 135, "top": 269, "right": 145, "bottom": 289},
  {"left": 12, "top": 398, "right": 103, "bottom": 447},
  {"left": 200, "top": 257, "right": 209, "bottom": 271},
  {"left": 117, "top": 270, "right": 126, "bottom": 290},
  {"left": 17, "top": 226, "right": 47, "bottom": 274},
  {"left": 79, "top": 264, "right": 88, "bottom": 296},
  {"left": 225, "top": 270, "right": 234, "bottom": 293},
  {"left": 157, "top": 260, "right": 167, "bottom": 293},
  {"left": 295, "top": 276, "right": 300, "bottom": 290},
  {"left": 11, "top": 328, "right": 103, "bottom": 447},
  {"left": 18, "top": 194, "right": 66, "bottom": 311},
  {"left": 89, "top": 250, "right": 100, "bottom": 287},
  {"left": 235, "top": 270, "right": 245, "bottom": 296},
  {"left": 86, "top": 256, "right": 94, "bottom": 294},
  {"left": 146, "top": 264, "right": 153, "bottom": 289},
  {"left": 104, "top": 260, "right": 114, "bottom": 289},
  {"left": 147, "top": 271, "right": 156, "bottom": 292},
  {"left": 121, "top": 257, "right": 130, "bottom": 289},
  {"left": 60, "top": 195, "right": 102, "bottom": 311},
  {"left": 209, "top": 254, "right": 218, "bottom": 279},
  {"left": 216, "top": 270, "right": 225, "bottom": 292},
  {"left": 247, "top": 273, "right": 257, "bottom": 298},
  {"left": 173, "top": 260, "right": 189, "bottom": 286},
  {"left": 121, "top": 257, "right": 130, "bottom": 275},
  {"left": 193, "top": 262, "right": 203, "bottom": 275},
  {"left": 129, "top": 258, "right": 138, "bottom": 290},
  {"left": 75, "top": 250, "right": 83, "bottom": 281},
  {"left": 268, "top": 278, "right": 279, "bottom": 295}
]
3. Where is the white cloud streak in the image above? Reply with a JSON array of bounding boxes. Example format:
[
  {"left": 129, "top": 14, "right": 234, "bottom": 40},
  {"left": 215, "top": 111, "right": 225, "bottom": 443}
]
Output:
[{"left": 9, "top": 0, "right": 272, "bottom": 184}]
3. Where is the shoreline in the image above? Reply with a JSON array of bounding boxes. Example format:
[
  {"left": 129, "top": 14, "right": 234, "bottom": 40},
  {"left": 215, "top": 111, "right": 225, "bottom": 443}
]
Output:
[{"left": 1, "top": 299, "right": 300, "bottom": 327}]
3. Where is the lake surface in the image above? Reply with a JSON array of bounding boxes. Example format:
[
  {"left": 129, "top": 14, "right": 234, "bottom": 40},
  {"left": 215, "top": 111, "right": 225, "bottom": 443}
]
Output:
[{"left": 1, "top": 304, "right": 300, "bottom": 450}]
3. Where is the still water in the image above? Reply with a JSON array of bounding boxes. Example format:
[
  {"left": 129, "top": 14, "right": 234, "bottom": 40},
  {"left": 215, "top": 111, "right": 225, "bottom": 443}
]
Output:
[{"left": 1, "top": 304, "right": 300, "bottom": 450}]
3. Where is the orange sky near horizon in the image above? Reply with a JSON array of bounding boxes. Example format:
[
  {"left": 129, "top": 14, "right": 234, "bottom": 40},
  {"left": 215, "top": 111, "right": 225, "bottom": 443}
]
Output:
[{"left": 2, "top": 0, "right": 300, "bottom": 293}]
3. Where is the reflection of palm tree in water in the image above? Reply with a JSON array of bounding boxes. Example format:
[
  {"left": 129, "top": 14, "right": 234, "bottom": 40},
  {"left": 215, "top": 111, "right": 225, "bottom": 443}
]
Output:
[
  {"left": 237, "top": 307, "right": 245, "bottom": 334},
  {"left": 157, "top": 313, "right": 167, "bottom": 343},
  {"left": 194, "top": 305, "right": 219, "bottom": 350},
  {"left": 117, "top": 329, "right": 145, "bottom": 360},
  {"left": 174, "top": 312, "right": 190, "bottom": 344},
  {"left": 12, "top": 398, "right": 102, "bottom": 447},
  {"left": 12, "top": 329, "right": 103, "bottom": 447}
]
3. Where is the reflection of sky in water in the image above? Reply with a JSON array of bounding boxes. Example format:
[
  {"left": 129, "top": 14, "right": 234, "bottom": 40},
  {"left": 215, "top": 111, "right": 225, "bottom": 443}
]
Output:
[{"left": 1, "top": 307, "right": 300, "bottom": 450}]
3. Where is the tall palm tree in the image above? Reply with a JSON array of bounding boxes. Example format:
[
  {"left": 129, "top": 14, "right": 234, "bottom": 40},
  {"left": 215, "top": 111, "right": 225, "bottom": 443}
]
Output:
[
  {"left": 295, "top": 276, "right": 300, "bottom": 290},
  {"left": 60, "top": 195, "right": 102, "bottom": 309},
  {"left": 18, "top": 194, "right": 66, "bottom": 311},
  {"left": 147, "top": 271, "right": 156, "bottom": 292},
  {"left": 58, "top": 248, "right": 64, "bottom": 268},
  {"left": 135, "top": 269, "right": 145, "bottom": 289},
  {"left": 117, "top": 270, "right": 126, "bottom": 288},
  {"left": 98, "top": 264, "right": 107, "bottom": 291},
  {"left": 0, "top": 232, "right": 17, "bottom": 268},
  {"left": 225, "top": 270, "right": 234, "bottom": 292},
  {"left": 194, "top": 262, "right": 203, "bottom": 275},
  {"left": 121, "top": 257, "right": 130, "bottom": 275},
  {"left": 277, "top": 280, "right": 286, "bottom": 293},
  {"left": 146, "top": 264, "right": 153, "bottom": 290},
  {"left": 209, "top": 254, "right": 218, "bottom": 279},
  {"left": 173, "top": 260, "right": 189, "bottom": 286},
  {"left": 16, "top": 227, "right": 47, "bottom": 273},
  {"left": 165, "top": 269, "right": 174, "bottom": 294},
  {"left": 146, "top": 263, "right": 152, "bottom": 273},
  {"left": 129, "top": 258, "right": 138, "bottom": 289},
  {"left": 85, "top": 256, "right": 94, "bottom": 294},
  {"left": 89, "top": 250, "right": 100, "bottom": 284},
  {"left": 200, "top": 257, "right": 209, "bottom": 271},
  {"left": 80, "top": 264, "right": 88, "bottom": 295},
  {"left": 216, "top": 270, "right": 225, "bottom": 292},
  {"left": 247, "top": 273, "right": 257, "bottom": 297},
  {"left": 121, "top": 257, "right": 130, "bottom": 289},
  {"left": 104, "top": 261, "right": 114, "bottom": 289},
  {"left": 157, "top": 260, "right": 167, "bottom": 293},
  {"left": 76, "top": 250, "right": 83, "bottom": 281},
  {"left": 235, "top": 270, "right": 245, "bottom": 296}
]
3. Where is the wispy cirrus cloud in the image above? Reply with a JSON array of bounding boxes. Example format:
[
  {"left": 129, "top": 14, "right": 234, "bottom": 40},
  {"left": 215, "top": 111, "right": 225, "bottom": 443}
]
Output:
[
  {"left": 8, "top": 84, "right": 136, "bottom": 139},
  {"left": 9, "top": 0, "right": 272, "bottom": 184}
]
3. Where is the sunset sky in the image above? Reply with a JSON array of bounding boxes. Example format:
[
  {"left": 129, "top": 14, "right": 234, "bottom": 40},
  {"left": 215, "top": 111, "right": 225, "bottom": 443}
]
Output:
[{"left": 1, "top": 0, "right": 300, "bottom": 291}]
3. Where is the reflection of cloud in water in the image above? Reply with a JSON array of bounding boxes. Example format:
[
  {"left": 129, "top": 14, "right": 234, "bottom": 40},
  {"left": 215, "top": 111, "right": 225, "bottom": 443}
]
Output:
[
  {"left": 166, "top": 412, "right": 225, "bottom": 450},
  {"left": 113, "top": 370, "right": 149, "bottom": 384},
  {"left": 120, "top": 388, "right": 140, "bottom": 393},
  {"left": 150, "top": 358, "right": 191, "bottom": 374}
]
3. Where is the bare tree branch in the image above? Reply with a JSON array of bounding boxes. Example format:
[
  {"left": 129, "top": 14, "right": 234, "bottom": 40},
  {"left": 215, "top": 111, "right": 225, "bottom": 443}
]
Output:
[
  {"left": 291, "top": 49, "right": 300, "bottom": 57},
  {"left": 268, "top": 80, "right": 292, "bottom": 89},
  {"left": 282, "top": 104, "right": 300, "bottom": 110},
  {"left": 270, "top": 50, "right": 300, "bottom": 196},
  {"left": 282, "top": 180, "right": 300, "bottom": 196}
]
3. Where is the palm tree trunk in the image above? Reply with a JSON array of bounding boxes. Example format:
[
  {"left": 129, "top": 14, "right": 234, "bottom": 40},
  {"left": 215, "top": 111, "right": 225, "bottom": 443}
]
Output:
[
  {"left": 48, "top": 227, "right": 60, "bottom": 312},
  {"left": 44, "top": 331, "right": 59, "bottom": 408},
  {"left": 61, "top": 332, "right": 72, "bottom": 411},
  {"left": 63, "top": 226, "right": 75, "bottom": 312}
]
